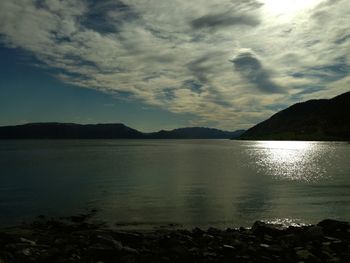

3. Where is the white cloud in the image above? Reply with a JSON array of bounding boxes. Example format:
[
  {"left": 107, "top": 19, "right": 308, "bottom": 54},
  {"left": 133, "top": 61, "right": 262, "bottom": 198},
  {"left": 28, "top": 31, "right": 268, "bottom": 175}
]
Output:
[{"left": 0, "top": 0, "right": 349, "bottom": 129}]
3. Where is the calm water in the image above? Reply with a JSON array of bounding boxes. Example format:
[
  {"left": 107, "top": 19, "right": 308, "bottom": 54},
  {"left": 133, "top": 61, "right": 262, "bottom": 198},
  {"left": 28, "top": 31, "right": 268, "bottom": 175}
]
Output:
[{"left": 0, "top": 140, "right": 349, "bottom": 228}]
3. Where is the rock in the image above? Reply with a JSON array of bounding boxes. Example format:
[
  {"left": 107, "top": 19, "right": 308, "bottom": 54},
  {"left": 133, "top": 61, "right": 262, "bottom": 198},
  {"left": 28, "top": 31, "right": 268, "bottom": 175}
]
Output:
[
  {"left": 266, "top": 244, "right": 283, "bottom": 253},
  {"left": 207, "top": 227, "right": 221, "bottom": 236},
  {"left": 21, "top": 248, "right": 32, "bottom": 256},
  {"left": 203, "top": 251, "right": 217, "bottom": 257},
  {"left": 94, "top": 234, "right": 123, "bottom": 250},
  {"left": 260, "top": 243, "right": 270, "bottom": 248},
  {"left": 202, "top": 234, "right": 215, "bottom": 241},
  {"left": 169, "top": 244, "right": 188, "bottom": 256},
  {"left": 223, "top": 244, "right": 236, "bottom": 256},
  {"left": 321, "top": 249, "right": 340, "bottom": 262},
  {"left": 0, "top": 217, "right": 349, "bottom": 263},
  {"left": 0, "top": 232, "right": 16, "bottom": 245},
  {"left": 295, "top": 249, "right": 321, "bottom": 262},
  {"left": 63, "top": 244, "right": 78, "bottom": 254},
  {"left": 20, "top": 237, "right": 37, "bottom": 246},
  {"left": 188, "top": 247, "right": 199, "bottom": 254},
  {"left": 251, "top": 221, "right": 285, "bottom": 236},
  {"left": 329, "top": 240, "right": 347, "bottom": 252},
  {"left": 317, "top": 219, "right": 350, "bottom": 238},
  {"left": 121, "top": 246, "right": 139, "bottom": 255},
  {"left": 281, "top": 233, "right": 300, "bottom": 247},
  {"left": 263, "top": 234, "right": 273, "bottom": 242},
  {"left": 304, "top": 226, "right": 324, "bottom": 240},
  {"left": 88, "top": 244, "right": 118, "bottom": 261},
  {"left": 111, "top": 231, "right": 142, "bottom": 245},
  {"left": 232, "top": 239, "right": 244, "bottom": 249},
  {"left": 223, "top": 244, "right": 235, "bottom": 250},
  {"left": 192, "top": 227, "right": 205, "bottom": 237},
  {"left": 70, "top": 214, "right": 90, "bottom": 223},
  {"left": 54, "top": 238, "right": 65, "bottom": 246}
]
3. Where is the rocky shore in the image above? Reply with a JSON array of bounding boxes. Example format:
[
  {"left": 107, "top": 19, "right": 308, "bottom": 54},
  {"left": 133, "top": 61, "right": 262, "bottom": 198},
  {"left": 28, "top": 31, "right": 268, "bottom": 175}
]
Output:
[{"left": 0, "top": 215, "right": 349, "bottom": 263}]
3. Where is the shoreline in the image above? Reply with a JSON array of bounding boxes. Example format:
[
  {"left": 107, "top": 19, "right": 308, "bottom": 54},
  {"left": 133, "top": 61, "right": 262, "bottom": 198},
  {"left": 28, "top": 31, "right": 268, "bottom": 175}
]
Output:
[{"left": 0, "top": 215, "right": 349, "bottom": 262}]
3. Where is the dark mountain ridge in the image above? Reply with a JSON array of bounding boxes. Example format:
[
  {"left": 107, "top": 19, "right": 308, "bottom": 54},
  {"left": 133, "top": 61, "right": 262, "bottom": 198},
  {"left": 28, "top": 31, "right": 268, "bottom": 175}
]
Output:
[
  {"left": 0, "top": 123, "right": 244, "bottom": 139},
  {"left": 0, "top": 123, "right": 144, "bottom": 139},
  {"left": 148, "top": 127, "right": 245, "bottom": 139},
  {"left": 239, "top": 91, "right": 350, "bottom": 141}
]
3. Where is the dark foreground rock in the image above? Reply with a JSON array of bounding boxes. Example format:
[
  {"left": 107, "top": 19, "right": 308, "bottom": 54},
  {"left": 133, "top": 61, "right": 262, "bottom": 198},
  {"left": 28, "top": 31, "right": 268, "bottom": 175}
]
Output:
[{"left": 0, "top": 217, "right": 349, "bottom": 263}]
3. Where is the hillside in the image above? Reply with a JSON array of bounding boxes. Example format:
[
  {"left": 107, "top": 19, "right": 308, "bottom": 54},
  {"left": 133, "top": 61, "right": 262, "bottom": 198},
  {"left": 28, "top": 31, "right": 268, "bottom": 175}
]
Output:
[
  {"left": 0, "top": 123, "right": 144, "bottom": 139},
  {"left": 0, "top": 123, "right": 244, "bottom": 139},
  {"left": 148, "top": 127, "right": 245, "bottom": 139},
  {"left": 239, "top": 91, "right": 350, "bottom": 141}
]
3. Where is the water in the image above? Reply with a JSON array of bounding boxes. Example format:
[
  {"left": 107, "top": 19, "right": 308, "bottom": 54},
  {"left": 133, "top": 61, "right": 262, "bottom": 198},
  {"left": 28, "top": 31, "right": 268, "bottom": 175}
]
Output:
[{"left": 0, "top": 140, "right": 349, "bottom": 228}]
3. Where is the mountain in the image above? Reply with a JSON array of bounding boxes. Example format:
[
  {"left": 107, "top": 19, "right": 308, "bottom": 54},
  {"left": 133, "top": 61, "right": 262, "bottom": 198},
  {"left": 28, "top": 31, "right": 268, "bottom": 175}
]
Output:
[
  {"left": 239, "top": 91, "right": 350, "bottom": 141},
  {"left": 0, "top": 123, "right": 245, "bottom": 139},
  {"left": 147, "top": 127, "right": 245, "bottom": 139},
  {"left": 0, "top": 123, "right": 144, "bottom": 139}
]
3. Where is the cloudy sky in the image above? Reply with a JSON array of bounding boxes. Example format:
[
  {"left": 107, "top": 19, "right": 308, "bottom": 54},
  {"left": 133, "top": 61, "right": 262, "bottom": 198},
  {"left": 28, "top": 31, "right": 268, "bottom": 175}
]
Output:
[{"left": 0, "top": 0, "right": 349, "bottom": 131}]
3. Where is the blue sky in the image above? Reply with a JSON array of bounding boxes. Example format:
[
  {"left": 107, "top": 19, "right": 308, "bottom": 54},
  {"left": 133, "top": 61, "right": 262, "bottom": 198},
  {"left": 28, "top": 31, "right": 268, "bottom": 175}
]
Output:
[
  {"left": 0, "top": 0, "right": 349, "bottom": 131},
  {"left": 0, "top": 47, "right": 193, "bottom": 132}
]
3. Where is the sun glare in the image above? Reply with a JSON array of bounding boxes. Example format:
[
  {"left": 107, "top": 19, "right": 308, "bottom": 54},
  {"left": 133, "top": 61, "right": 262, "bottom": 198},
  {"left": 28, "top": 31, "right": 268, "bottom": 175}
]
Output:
[
  {"left": 252, "top": 141, "right": 325, "bottom": 181},
  {"left": 257, "top": 141, "right": 310, "bottom": 150},
  {"left": 262, "top": 0, "right": 322, "bottom": 18}
]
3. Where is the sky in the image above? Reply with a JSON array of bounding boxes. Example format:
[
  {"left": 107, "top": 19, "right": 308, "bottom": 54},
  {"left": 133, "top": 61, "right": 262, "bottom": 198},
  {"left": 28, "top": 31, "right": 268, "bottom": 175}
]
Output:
[{"left": 0, "top": 0, "right": 349, "bottom": 132}]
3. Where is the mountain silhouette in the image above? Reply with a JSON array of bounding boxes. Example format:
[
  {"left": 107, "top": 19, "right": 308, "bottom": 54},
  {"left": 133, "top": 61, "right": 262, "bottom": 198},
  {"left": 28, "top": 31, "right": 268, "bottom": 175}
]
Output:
[
  {"left": 239, "top": 91, "right": 350, "bottom": 141},
  {"left": 0, "top": 123, "right": 244, "bottom": 139},
  {"left": 148, "top": 127, "right": 245, "bottom": 139},
  {"left": 0, "top": 123, "right": 144, "bottom": 139}
]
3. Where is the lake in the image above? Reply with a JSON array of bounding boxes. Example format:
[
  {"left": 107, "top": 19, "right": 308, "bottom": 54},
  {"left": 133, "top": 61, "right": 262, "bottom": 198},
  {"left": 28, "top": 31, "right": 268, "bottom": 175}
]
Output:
[{"left": 0, "top": 140, "right": 349, "bottom": 229}]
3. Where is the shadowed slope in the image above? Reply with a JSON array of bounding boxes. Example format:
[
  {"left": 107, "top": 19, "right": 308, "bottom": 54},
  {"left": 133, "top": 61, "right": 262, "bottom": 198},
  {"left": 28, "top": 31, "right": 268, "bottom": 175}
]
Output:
[
  {"left": 0, "top": 123, "right": 244, "bottom": 139},
  {"left": 239, "top": 91, "right": 350, "bottom": 141}
]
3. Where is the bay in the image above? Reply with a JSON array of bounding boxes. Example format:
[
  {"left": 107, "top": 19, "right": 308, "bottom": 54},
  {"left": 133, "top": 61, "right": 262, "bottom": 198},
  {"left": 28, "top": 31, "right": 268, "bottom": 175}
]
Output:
[{"left": 0, "top": 140, "right": 349, "bottom": 228}]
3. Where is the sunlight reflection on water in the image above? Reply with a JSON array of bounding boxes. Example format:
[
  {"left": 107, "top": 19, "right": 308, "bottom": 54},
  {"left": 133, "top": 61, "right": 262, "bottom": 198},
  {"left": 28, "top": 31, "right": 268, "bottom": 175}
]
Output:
[
  {"left": 263, "top": 218, "right": 307, "bottom": 227},
  {"left": 249, "top": 141, "right": 332, "bottom": 181}
]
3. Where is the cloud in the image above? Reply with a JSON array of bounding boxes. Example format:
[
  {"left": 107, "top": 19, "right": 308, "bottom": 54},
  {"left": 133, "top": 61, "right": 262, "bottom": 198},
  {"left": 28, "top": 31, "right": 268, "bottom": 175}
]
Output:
[
  {"left": 231, "top": 51, "right": 283, "bottom": 93},
  {"left": 81, "top": 0, "right": 139, "bottom": 34},
  {"left": 0, "top": 0, "right": 349, "bottom": 130},
  {"left": 186, "top": 52, "right": 223, "bottom": 84},
  {"left": 190, "top": 12, "right": 260, "bottom": 30}
]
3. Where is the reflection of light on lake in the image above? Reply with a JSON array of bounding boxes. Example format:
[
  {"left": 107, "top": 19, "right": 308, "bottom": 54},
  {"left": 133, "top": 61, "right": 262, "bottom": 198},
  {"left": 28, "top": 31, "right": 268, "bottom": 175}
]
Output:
[
  {"left": 250, "top": 141, "right": 328, "bottom": 181},
  {"left": 263, "top": 218, "right": 307, "bottom": 227}
]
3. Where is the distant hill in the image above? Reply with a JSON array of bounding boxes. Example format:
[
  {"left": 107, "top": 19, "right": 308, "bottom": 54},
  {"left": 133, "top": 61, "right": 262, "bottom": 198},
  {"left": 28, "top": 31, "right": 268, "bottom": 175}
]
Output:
[
  {"left": 239, "top": 91, "right": 350, "bottom": 141},
  {"left": 0, "top": 123, "right": 144, "bottom": 139},
  {"left": 148, "top": 127, "right": 245, "bottom": 139},
  {"left": 0, "top": 123, "right": 244, "bottom": 139}
]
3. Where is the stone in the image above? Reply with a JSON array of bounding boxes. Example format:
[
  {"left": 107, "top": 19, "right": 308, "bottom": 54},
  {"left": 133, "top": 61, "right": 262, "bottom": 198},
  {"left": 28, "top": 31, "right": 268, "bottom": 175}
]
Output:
[
  {"left": 20, "top": 237, "right": 37, "bottom": 246},
  {"left": 317, "top": 219, "right": 350, "bottom": 238},
  {"left": 260, "top": 243, "right": 270, "bottom": 248},
  {"left": 295, "top": 249, "right": 321, "bottom": 262},
  {"left": 112, "top": 231, "right": 142, "bottom": 245},
  {"left": 263, "top": 234, "right": 273, "bottom": 242},
  {"left": 70, "top": 214, "right": 89, "bottom": 223},
  {"left": 192, "top": 227, "right": 205, "bottom": 236},
  {"left": 95, "top": 234, "right": 123, "bottom": 250},
  {"left": 121, "top": 246, "right": 139, "bottom": 255},
  {"left": 0, "top": 217, "right": 349, "bottom": 263},
  {"left": 223, "top": 244, "right": 235, "bottom": 249},
  {"left": 188, "top": 247, "right": 200, "bottom": 254},
  {"left": 252, "top": 221, "right": 285, "bottom": 236},
  {"left": 266, "top": 244, "right": 283, "bottom": 253},
  {"left": 21, "top": 248, "right": 32, "bottom": 256},
  {"left": 207, "top": 227, "right": 221, "bottom": 236},
  {"left": 203, "top": 251, "right": 217, "bottom": 257},
  {"left": 304, "top": 226, "right": 324, "bottom": 240}
]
